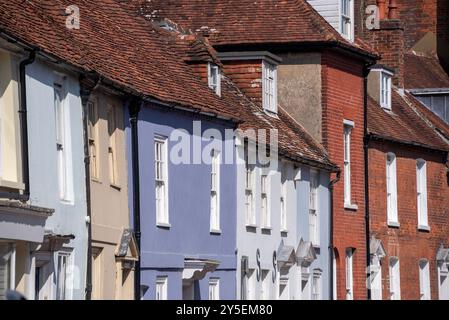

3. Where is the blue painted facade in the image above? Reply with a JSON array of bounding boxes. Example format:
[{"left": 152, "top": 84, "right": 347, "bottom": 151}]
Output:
[{"left": 126, "top": 103, "right": 237, "bottom": 300}]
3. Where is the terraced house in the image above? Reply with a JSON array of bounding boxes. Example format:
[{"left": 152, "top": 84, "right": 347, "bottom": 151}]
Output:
[
  {"left": 142, "top": 0, "right": 378, "bottom": 300},
  {"left": 354, "top": 0, "right": 449, "bottom": 300},
  {"left": 1, "top": 0, "right": 449, "bottom": 301}
]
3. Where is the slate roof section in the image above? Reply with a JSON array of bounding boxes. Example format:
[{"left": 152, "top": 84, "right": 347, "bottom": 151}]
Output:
[
  {"left": 0, "top": 0, "right": 239, "bottom": 120},
  {"left": 404, "top": 52, "right": 449, "bottom": 89},
  {"left": 367, "top": 90, "right": 449, "bottom": 152},
  {"left": 137, "top": 0, "right": 377, "bottom": 58}
]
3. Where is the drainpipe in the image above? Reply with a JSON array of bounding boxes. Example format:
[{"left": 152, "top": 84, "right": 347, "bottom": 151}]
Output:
[
  {"left": 328, "top": 170, "right": 340, "bottom": 300},
  {"left": 363, "top": 65, "right": 372, "bottom": 300},
  {"left": 129, "top": 98, "right": 142, "bottom": 300},
  {"left": 8, "top": 50, "right": 37, "bottom": 202},
  {"left": 79, "top": 75, "right": 100, "bottom": 300}
]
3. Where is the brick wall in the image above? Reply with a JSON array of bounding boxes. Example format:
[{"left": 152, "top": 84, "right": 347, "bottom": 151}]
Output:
[
  {"left": 321, "top": 50, "right": 367, "bottom": 300},
  {"left": 221, "top": 60, "right": 263, "bottom": 106},
  {"left": 368, "top": 140, "right": 449, "bottom": 300}
]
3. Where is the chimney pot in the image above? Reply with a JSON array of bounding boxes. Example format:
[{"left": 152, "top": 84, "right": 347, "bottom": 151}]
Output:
[
  {"left": 388, "top": 0, "right": 399, "bottom": 19},
  {"left": 377, "top": 0, "right": 387, "bottom": 20}
]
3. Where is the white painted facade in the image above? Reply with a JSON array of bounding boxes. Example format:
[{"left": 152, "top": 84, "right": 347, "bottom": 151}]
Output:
[
  {"left": 235, "top": 138, "right": 332, "bottom": 300},
  {"left": 26, "top": 59, "right": 88, "bottom": 300}
]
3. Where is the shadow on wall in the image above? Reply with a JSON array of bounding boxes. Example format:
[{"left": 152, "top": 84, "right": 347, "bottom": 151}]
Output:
[{"left": 437, "top": 0, "right": 449, "bottom": 73}]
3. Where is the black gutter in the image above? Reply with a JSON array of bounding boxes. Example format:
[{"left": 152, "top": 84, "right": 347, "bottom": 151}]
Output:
[
  {"left": 15, "top": 50, "right": 36, "bottom": 201},
  {"left": 79, "top": 74, "right": 100, "bottom": 300},
  {"left": 129, "top": 98, "right": 142, "bottom": 300},
  {"left": 363, "top": 64, "right": 372, "bottom": 300},
  {"left": 328, "top": 170, "right": 340, "bottom": 300}
]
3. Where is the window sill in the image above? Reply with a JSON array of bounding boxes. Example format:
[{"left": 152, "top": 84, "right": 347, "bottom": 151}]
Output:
[
  {"left": 418, "top": 225, "right": 430, "bottom": 232},
  {"left": 261, "top": 226, "right": 272, "bottom": 231},
  {"left": 246, "top": 224, "right": 258, "bottom": 229},
  {"left": 263, "top": 109, "right": 279, "bottom": 118},
  {"left": 344, "top": 203, "right": 358, "bottom": 211},
  {"left": 280, "top": 229, "right": 289, "bottom": 234},
  {"left": 0, "top": 179, "right": 25, "bottom": 191},
  {"left": 210, "top": 229, "right": 222, "bottom": 235},
  {"left": 387, "top": 221, "right": 400, "bottom": 228},
  {"left": 156, "top": 222, "right": 171, "bottom": 229},
  {"left": 91, "top": 177, "right": 102, "bottom": 184},
  {"left": 110, "top": 183, "right": 121, "bottom": 191}
]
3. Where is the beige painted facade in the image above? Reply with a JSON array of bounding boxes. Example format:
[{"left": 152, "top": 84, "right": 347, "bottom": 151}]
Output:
[
  {"left": 277, "top": 52, "right": 323, "bottom": 143},
  {"left": 0, "top": 49, "right": 24, "bottom": 191},
  {"left": 89, "top": 90, "right": 135, "bottom": 300}
]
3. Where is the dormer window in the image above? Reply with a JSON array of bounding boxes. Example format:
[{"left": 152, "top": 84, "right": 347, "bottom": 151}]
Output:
[
  {"left": 340, "top": 0, "right": 354, "bottom": 41},
  {"left": 208, "top": 63, "right": 221, "bottom": 96},
  {"left": 262, "top": 61, "right": 277, "bottom": 114},
  {"left": 380, "top": 71, "right": 392, "bottom": 110}
]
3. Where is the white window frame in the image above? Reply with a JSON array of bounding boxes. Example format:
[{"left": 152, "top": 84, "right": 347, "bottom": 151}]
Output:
[
  {"left": 301, "top": 267, "right": 311, "bottom": 300},
  {"left": 208, "top": 63, "right": 221, "bottom": 96},
  {"left": 416, "top": 159, "right": 429, "bottom": 229},
  {"left": 312, "top": 269, "right": 322, "bottom": 300},
  {"left": 309, "top": 170, "right": 320, "bottom": 246},
  {"left": 210, "top": 149, "right": 221, "bottom": 232},
  {"left": 0, "top": 243, "right": 16, "bottom": 299},
  {"left": 438, "top": 262, "right": 449, "bottom": 300},
  {"left": 280, "top": 177, "right": 288, "bottom": 232},
  {"left": 345, "top": 248, "right": 354, "bottom": 300},
  {"left": 54, "top": 79, "right": 71, "bottom": 202},
  {"left": 260, "top": 173, "right": 271, "bottom": 229},
  {"left": 156, "top": 276, "right": 168, "bottom": 300},
  {"left": 87, "top": 100, "right": 99, "bottom": 180},
  {"left": 340, "top": 0, "right": 354, "bottom": 41},
  {"left": 279, "top": 276, "right": 290, "bottom": 300},
  {"left": 262, "top": 61, "right": 278, "bottom": 114},
  {"left": 419, "top": 259, "right": 431, "bottom": 300},
  {"left": 245, "top": 146, "right": 256, "bottom": 226},
  {"left": 370, "top": 255, "right": 383, "bottom": 300},
  {"left": 107, "top": 104, "right": 119, "bottom": 186},
  {"left": 389, "top": 257, "right": 401, "bottom": 300},
  {"left": 56, "top": 251, "right": 71, "bottom": 300},
  {"left": 155, "top": 136, "right": 169, "bottom": 226},
  {"left": 343, "top": 121, "right": 354, "bottom": 208},
  {"left": 209, "top": 278, "right": 220, "bottom": 300},
  {"left": 386, "top": 153, "right": 399, "bottom": 226},
  {"left": 380, "top": 71, "right": 393, "bottom": 110}
]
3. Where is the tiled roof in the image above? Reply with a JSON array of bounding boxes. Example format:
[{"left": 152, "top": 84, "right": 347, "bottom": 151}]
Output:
[
  {"left": 0, "top": 0, "right": 239, "bottom": 120},
  {"left": 137, "top": 0, "right": 377, "bottom": 58},
  {"left": 367, "top": 90, "right": 449, "bottom": 151},
  {"left": 404, "top": 52, "right": 449, "bottom": 89},
  {"left": 404, "top": 92, "right": 449, "bottom": 142}
]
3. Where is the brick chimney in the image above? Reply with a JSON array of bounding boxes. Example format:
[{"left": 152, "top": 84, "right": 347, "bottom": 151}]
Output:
[{"left": 362, "top": 0, "right": 405, "bottom": 88}]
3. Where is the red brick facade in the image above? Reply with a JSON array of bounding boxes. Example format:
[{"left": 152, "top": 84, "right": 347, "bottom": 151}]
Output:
[
  {"left": 368, "top": 140, "right": 449, "bottom": 299},
  {"left": 321, "top": 50, "right": 368, "bottom": 300}
]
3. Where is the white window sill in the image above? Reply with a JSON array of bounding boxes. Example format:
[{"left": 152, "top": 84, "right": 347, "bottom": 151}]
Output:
[
  {"left": 210, "top": 229, "right": 222, "bottom": 235},
  {"left": 156, "top": 222, "right": 171, "bottom": 229},
  {"left": 387, "top": 221, "right": 400, "bottom": 228},
  {"left": 280, "top": 229, "right": 289, "bottom": 234},
  {"left": 0, "top": 179, "right": 25, "bottom": 191},
  {"left": 344, "top": 203, "right": 359, "bottom": 211},
  {"left": 418, "top": 225, "right": 430, "bottom": 232},
  {"left": 263, "top": 109, "right": 279, "bottom": 118},
  {"left": 261, "top": 226, "right": 272, "bottom": 231},
  {"left": 246, "top": 224, "right": 258, "bottom": 229},
  {"left": 312, "top": 243, "right": 321, "bottom": 249}
]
